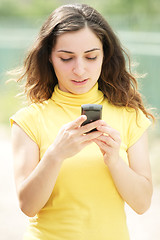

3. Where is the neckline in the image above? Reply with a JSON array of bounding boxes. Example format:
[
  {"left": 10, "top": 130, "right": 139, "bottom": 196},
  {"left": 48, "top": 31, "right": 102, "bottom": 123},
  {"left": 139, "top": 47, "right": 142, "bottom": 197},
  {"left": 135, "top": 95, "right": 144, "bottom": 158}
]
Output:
[{"left": 51, "top": 83, "right": 104, "bottom": 106}]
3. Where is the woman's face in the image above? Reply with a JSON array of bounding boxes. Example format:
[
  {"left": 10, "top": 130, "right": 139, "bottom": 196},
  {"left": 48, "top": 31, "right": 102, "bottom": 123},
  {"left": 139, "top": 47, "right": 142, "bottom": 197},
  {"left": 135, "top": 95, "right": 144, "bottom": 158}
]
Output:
[{"left": 50, "top": 27, "right": 103, "bottom": 94}]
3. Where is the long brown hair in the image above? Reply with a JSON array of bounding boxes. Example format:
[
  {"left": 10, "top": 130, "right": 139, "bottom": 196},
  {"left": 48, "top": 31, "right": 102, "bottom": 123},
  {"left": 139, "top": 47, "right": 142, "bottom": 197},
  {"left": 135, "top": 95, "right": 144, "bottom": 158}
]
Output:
[{"left": 13, "top": 3, "right": 154, "bottom": 120}]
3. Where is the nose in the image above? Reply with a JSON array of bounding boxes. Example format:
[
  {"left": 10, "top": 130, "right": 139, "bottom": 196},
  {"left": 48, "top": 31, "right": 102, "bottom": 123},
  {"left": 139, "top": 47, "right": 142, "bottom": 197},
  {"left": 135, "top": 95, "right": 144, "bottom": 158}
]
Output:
[{"left": 72, "top": 58, "right": 85, "bottom": 76}]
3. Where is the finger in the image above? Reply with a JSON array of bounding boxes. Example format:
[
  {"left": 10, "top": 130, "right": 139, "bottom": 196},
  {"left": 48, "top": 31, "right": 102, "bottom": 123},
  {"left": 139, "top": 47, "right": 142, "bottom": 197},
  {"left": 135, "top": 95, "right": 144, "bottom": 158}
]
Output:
[
  {"left": 79, "top": 120, "right": 104, "bottom": 134},
  {"left": 97, "top": 120, "right": 109, "bottom": 127},
  {"left": 80, "top": 133, "right": 102, "bottom": 148},
  {"left": 82, "top": 130, "right": 103, "bottom": 142},
  {"left": 96, "top": 135, "right": 111, "bottom": 143},
  {"left": 97, "top": 126, "right": 121, "bottom": 143},
  {"left": 96, "top": 135, "right": 117, "bottom": 148},
  {"left": 93, "top": 139, "right": 107, "bottom": 154},
  {"left": 67, "top": 115, "right": 87, "bottom": 130}
]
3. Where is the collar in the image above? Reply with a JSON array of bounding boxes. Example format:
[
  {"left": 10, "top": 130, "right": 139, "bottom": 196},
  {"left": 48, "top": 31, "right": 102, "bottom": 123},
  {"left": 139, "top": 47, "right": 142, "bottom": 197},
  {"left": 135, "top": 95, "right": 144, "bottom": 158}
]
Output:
[{"left": 51, "top": 83, "right": 104, "bottom": 106}]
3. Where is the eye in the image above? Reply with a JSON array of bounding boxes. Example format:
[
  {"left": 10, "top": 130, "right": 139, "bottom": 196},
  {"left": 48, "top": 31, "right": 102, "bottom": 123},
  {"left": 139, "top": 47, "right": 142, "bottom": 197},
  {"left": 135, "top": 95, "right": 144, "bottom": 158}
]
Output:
[
  {"left": 86, "top": 56, "right": 97, "bottom": 60},
  {"left": 60, "top": 57, "right": 72, "bottom": 62}
]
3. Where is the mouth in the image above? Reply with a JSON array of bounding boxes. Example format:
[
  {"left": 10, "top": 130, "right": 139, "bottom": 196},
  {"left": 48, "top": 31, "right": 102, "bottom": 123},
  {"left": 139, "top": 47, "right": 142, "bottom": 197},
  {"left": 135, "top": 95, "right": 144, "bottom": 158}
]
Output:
[{"left": 71, "top": 78, "right": 89, "bottom": 85}]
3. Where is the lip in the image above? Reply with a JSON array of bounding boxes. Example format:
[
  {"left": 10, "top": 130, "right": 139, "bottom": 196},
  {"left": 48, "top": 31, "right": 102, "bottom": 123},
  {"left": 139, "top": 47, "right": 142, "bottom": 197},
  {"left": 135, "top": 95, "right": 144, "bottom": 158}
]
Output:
[{"left": 71, "top": 78, "right": 89, "bottom": 85}]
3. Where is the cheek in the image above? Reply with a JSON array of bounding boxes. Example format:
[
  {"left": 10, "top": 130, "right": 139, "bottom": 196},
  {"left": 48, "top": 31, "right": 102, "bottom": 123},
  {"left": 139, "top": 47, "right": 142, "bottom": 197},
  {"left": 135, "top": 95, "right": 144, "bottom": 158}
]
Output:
[
  {"left": 53, "top": 61, "right": 72, "bottom": 76},
  {"left": 51, "top": 56, "right": 66, "bottom": 80},
  {"left": 90, "top": 60, "right": 103, "bottom": 75},
  {"left": 97, "top": 58, "right": 103, "bottom": 72}
]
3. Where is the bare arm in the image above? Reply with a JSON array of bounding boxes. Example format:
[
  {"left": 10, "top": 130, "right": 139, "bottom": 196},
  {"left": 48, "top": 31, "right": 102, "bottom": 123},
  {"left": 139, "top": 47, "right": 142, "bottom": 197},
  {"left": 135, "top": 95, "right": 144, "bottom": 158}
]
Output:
[
  {"left": 11, "top": 116, "right": 104, "bottom": 217},
  {"left": 11, "top": 123, "right": 63, "bottom": 217},
  {"left": 94, "top": 123, "right": 153, "bottom": 214}
]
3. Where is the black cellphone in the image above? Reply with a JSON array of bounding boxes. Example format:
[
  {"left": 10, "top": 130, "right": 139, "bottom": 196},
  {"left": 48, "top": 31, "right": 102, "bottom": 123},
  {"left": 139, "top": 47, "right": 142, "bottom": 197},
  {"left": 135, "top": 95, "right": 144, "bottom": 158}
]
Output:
[{"left": 81, "top": 104, "right": 102, "bottom": 132}]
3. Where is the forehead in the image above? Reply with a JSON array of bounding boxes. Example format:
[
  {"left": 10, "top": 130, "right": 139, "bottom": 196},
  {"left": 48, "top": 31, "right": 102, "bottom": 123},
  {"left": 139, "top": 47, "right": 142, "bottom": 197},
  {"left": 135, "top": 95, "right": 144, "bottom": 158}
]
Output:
[{"left": 53, "top": 27, "right": 103, "bottom": 52}]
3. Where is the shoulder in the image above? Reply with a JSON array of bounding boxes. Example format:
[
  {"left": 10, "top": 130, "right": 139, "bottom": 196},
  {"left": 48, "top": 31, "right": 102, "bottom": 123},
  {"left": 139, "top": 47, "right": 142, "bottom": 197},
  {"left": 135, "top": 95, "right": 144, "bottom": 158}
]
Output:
[
  {"left": 122, "top": 107, "right": 151, "bottom": 148},
  {"left": 10, "top": 99, "right": 52, "bottom": 145},
  {"left": 10, "top": 104, "right": 38, "bottom": 126},
  {"left": 102, "top": 98, "right": 150, "bottom": 126},
  {"left": 11, "top": 98, "right": 52, "bottom": 124},
  {"left": 102, "top": 99, "right": 151, "bottom": 148},
  {"left": 123, "top": 107, "right": 151, "bottom": 128}
]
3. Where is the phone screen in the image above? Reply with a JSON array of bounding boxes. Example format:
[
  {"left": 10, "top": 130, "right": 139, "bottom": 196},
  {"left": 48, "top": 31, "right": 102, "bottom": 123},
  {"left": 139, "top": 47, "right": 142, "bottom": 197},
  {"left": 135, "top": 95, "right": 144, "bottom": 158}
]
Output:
[{"left": 81, "top": 104, "right": 102, "bottom": 132}]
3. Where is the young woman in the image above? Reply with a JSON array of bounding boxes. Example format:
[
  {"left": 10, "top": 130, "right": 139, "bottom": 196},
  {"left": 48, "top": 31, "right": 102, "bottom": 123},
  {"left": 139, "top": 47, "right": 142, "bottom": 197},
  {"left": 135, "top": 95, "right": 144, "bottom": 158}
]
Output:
[{"left": 10, "top": 3, "right": 154, "bottom": 240}]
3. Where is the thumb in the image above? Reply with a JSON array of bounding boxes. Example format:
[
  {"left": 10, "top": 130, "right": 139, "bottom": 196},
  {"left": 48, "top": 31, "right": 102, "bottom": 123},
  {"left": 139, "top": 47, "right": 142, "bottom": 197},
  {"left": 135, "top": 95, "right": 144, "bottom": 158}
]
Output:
[{"left": 68, "top": 115, "right": 87, "bottom": 129}]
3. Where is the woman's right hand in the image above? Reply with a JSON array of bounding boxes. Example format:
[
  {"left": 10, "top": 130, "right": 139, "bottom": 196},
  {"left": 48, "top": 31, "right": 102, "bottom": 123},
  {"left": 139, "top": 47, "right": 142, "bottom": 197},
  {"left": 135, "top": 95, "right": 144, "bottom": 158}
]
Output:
[{"left": 47, "top": 115, "right": 103, "bottom": 162}]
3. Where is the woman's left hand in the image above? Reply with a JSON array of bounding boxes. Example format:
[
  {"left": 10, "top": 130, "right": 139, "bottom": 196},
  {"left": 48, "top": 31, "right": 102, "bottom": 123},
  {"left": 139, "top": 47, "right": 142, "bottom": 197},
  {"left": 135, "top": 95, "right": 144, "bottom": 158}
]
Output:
[{"left": 93, "top": 121, "right": 121, "bottom": 167}]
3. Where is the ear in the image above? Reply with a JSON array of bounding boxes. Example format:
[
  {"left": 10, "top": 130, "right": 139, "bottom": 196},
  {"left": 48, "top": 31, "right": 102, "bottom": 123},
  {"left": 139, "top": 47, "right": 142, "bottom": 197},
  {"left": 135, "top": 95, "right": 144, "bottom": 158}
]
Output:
[{"left": 49, "top": 56, "right": 52, "bottom": 64}]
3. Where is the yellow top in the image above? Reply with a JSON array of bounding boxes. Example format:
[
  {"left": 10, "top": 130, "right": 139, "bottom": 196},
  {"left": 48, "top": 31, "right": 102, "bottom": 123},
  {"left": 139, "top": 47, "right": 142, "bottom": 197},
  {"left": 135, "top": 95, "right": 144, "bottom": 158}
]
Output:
[{"left": 10, "top": 83, "right": 151, "bottom": 240}]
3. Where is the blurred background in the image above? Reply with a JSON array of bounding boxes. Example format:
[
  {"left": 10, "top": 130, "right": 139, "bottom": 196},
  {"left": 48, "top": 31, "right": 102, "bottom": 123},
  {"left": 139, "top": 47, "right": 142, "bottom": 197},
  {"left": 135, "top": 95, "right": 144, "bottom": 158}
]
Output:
[{"left": 0, "top": 0, "right": 159, "bottom": 239}]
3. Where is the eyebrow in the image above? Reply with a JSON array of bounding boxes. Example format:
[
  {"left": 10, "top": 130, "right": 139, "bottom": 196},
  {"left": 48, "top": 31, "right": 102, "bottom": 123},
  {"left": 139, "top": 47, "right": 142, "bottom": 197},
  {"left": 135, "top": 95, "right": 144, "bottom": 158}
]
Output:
[{"left": 57, "top": 48, "right": 101, "bottom": 54}]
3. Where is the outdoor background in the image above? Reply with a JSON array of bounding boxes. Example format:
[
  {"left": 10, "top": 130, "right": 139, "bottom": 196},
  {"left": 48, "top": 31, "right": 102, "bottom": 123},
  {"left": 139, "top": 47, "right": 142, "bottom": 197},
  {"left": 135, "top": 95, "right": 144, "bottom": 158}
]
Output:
[{"left": 0, "top": 0, "right": 160, "bottom": 239}]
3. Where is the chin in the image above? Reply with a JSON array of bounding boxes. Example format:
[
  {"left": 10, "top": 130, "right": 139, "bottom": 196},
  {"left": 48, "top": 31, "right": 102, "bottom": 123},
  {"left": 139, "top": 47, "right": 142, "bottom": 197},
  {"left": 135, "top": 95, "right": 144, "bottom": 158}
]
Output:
[
  {"left": 71, "top": 87, "right": 90, "bottom": 95},
  {"left": 72, "top": 83, "right": 96, "bottom": 95}
]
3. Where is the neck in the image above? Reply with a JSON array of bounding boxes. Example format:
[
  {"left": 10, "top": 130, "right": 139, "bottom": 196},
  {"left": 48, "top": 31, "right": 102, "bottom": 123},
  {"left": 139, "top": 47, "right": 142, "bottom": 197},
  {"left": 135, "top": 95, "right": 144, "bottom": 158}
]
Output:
[{"left": 51, "top": 83, "right": 104, "bottom": 106}]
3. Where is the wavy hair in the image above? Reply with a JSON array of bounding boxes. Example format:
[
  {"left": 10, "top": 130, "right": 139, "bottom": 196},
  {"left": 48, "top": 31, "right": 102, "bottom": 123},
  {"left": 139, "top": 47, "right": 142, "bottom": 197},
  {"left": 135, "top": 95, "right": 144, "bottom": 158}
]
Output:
[{"left": 13, "top": 3, "right": 154, "bottom": 120}]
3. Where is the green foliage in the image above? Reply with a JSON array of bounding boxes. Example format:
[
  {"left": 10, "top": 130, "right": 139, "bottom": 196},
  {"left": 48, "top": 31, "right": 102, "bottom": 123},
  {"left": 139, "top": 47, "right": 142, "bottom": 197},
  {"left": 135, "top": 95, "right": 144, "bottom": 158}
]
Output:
[
  {"left": 0, "top": 0, "right": 59, "bottom": 18},
  {"left": 0, "top": 0, "right": 160, "bottom": 18},
  {"left": 84, "top": 0, "right": 160, "bottom": 15},
  {"left": 82, "top": 0, "right": 160, "bottom": 31},
  {"left": 0, "top": 0, "right": 159, "bottom": 30}
]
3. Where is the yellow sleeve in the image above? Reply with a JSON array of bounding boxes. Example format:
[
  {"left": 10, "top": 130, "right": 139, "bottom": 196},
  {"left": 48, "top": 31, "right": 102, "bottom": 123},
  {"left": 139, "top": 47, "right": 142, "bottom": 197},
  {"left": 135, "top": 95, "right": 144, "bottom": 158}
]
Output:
[
  {"left": 10, "top": 105, "right": 39, "bottom": 146},
  {"left": 126, "top": 108, "right": 151, "bottom": 149}
]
